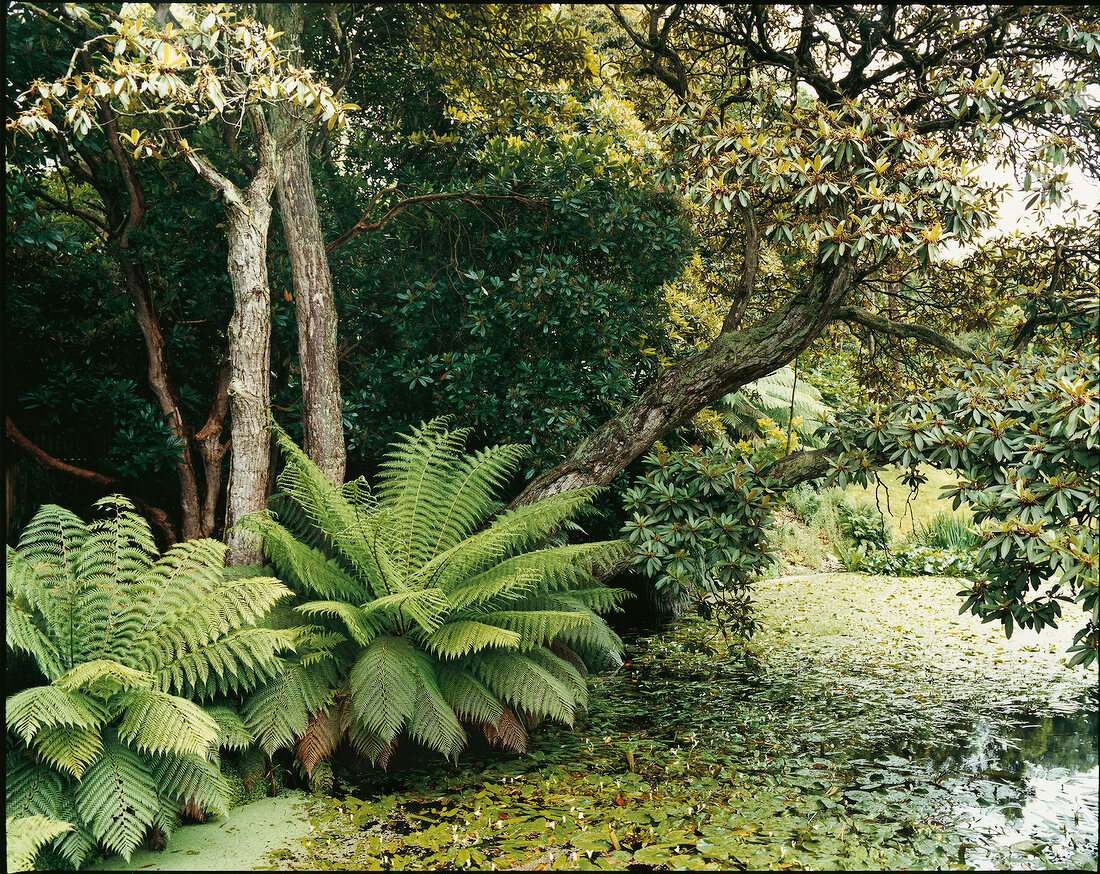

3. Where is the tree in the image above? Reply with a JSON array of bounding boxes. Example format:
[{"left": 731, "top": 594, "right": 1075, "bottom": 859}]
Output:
[
  {"left": 9, "top": 5, "right": 354, "bottom": 562},
  {"left": 510, "top": 4, "right": 1097, "bottom": 507}
]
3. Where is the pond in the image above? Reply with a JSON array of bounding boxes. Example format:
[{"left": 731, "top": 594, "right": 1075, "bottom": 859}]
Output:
[{"left": 92, "top": 573, "right": 1098, "bottom": 871}]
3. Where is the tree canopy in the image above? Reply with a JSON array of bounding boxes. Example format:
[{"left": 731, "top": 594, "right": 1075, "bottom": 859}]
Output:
[{"left": 5, "top": 3, "right": 1098, "bottom": 661}]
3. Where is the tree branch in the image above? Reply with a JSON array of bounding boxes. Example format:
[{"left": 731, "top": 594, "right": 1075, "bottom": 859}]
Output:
[
  {"left": 836, "top": 305, "right": 977, "bottom": 360},
  {"left": 6, "top": 415, "right": 177, "bottom": 542},
  {"left": 325, "top": 190, "right": 539, "bottom": 254}
]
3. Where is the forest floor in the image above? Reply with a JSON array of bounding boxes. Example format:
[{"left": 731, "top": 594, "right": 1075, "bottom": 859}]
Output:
[{"left": 91, "top": 571, "right": 1097, "bottom": 871}]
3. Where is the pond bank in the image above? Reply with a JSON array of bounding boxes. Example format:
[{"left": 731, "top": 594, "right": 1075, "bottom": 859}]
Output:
[{"left": 85, "top": 573, "right": 1098, "bottom": 871}]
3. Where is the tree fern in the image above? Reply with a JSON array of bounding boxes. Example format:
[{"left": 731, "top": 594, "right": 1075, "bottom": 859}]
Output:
[
  {"left": 237, "top": 418, "right": 628, "bottom": 770},
  {"left": 7, "top": 815, "right": 74, "bottom": 873},
  {"left": 5, "top": 496, "right": 296, "bottom": 865},
  {"left": 714, "top": 365, "right": 828, "bottom": 447}
]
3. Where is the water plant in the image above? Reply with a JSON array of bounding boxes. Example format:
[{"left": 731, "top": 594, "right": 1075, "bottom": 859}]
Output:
[
  {"left": 235, "top": 418, "right": 628, "bottom": 774},
  {"left": 5, "top": 496, "right": 294, "bottom": 866}
]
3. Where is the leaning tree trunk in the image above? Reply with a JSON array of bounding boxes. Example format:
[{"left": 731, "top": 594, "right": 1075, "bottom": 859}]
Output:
[
  {"left": 262, "top": 2, "right": 346, "bottom": 487},
  {"left": 512, "top": 257, "right": 857, "bottom": 506}
]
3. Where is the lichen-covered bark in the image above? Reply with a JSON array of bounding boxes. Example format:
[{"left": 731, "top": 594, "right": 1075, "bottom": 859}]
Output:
[
  {"left": 263, "top": 2, "right": 346, "bottom": 487},
  {"left": 224, "top": 186, "right": 274, "bottom": 565},
  {"left": 513, "top": 258, "right": 856, "bottom": 506}
]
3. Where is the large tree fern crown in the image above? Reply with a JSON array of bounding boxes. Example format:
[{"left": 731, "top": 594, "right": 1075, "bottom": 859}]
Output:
[
  {"left": 236, "top": 417, "right": 629, "bottom": 769},
  {"left": 6, "top": 496, "right": 295, "bottom": 866}
]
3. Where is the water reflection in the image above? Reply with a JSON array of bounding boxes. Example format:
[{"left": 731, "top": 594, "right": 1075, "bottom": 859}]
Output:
[{"left": 917, "top": 710, "right": 1100, "bottom": 867}]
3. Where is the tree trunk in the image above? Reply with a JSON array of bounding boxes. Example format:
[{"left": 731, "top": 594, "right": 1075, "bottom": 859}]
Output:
[
  {"left": 119, "top": 256, "right": 204, "bottom": 539},
  {"left": 224, "top": 183, "right": 275, "bottom": 564},
  {"left": 513, "top": 258, "right": 856, "bottom": 506},
  {"left": 262, "top": 2, "right": 347, "bottom": 487}
]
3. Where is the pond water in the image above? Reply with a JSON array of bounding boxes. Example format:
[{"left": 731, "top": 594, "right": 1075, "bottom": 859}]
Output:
[{"left": 91, "top": 572, "right": 1099, "bottom": 871}]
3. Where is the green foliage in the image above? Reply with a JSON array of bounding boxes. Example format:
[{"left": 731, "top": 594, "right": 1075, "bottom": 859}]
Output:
[
  {"left": 860, "top": 545, "right": 978, "bottom": 579},
  {"left": 236, "top": 418, "right": 628, "bottom": 770},
  {"left": 823, "top": 344, "right": 1099, "bottom": 667},
  {"left": 6, "top": 815, "right": 74, "bottom": 873},
  {"left": 333, "top": 87, "right": 692, "bottom": 479},
  {"left": 715, "top": 366, "right": 827, "bottom": 449},
  {"left": 5, "top": 496, "right": 294, "bottom": 864},
  {"left": 912, "top": 512, "right": 978, "bottom": 552},
  {"left": 836, "top": 498, "right": 894, "bottom": 552},
  {"left": 620, "top": 445, "right": 779, "bottom": 634}
]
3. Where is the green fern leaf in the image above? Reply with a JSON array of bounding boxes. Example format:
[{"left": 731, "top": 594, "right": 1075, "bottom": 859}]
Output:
[
  {"left": 435, "top": 665, "right": 503, "bottom": 726},
  {"left": 74, "top": 734, "right": 159, "bottom": 861},
  {"left": 347, "top": 635, "right": 420, "bottom": 743},
  {"left": 203, "top": 705, "right": 255, "bottom": 752},
  {"left": 6, "top": 685, "right": 106, "bottom": 744},
  {"left": 296, "top": 600, "right": 381, "bottom": 646},
  {"left": 54, "top": 659, "right": 156, "bottom": 698},
  {"left": 5, "top": 753, "right": 95, "bottom": 867},
  {"left": 30, "top": 724, "right": 103, "bottom": 778},
  {"left": 117, "top": 689, "right": 220, "bottom": 757},
  {"left": 242, "top": 659, "right": 335, "bottom": 757},
  {"left": 7, "top": 815, "right": 75, "bottom": 873},
  {"left": 407, "top": 653, "right": 467, "bottom": 759},
  {"left": 6, "top": 579, "right": 65, "bottom": 680},
  {"left": 423, "top": 620, "right": 522, "bottom": 658},
  {"left": 361, "top": 588, "right": 449, "bottom": 635},
  {"left": 472, "top": 650, "right": 580, "bottom": 724},
  {"left": 151, "top": 752, "right": 228, "bottom": 815}
]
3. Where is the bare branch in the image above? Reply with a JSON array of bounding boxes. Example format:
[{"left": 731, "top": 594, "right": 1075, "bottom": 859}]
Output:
[
  {"left": 326, "top": 190, "right": 539, "bottom": 254},
  {"left": 6, "top": 415, "right": 178, "bottom": 542},
  {"left": 836, "top": 305, "right": 977, "bottom": 360}
]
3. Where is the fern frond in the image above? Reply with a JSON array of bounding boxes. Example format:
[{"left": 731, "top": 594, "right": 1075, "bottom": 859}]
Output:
[
  {"left": 203, "top": 705, "right": 254, "bottom": 752},
  {"left": 294, "top": 705, "right": 344, "bottom": 776},
  {"left": 30, "top": 725, "right": 103, "bottom": 778},
  {"left": 476, "top": 610, "right": 590, "bottom": 649},
  {"left": 155, "top": 628, "right": 294, "bottom": 700},
  {"left": 151, "top": 752, "right": 228, "bottom": 816},
  {"left": 422, "top": 442, "right": 531, "bottom": 561},
  {"left": 347, "top": 635, "right": 420, "bottom": 743},
  {"left": 6, "top": 685, "right": 106, "bottom": 744},
  {"left": 423, "top": 620, "right": 522, "bottom": 658},
  {"left": 16, "top": 503, "right": 88, "bottom": 584},
  {"left": 114, "top": 539, "right": 227, "bottom": 661},
  {"left": 73, "top": 497, "right": 158, "bottom": 665},
  {"left": 296, "top": 600, "right": 382, "bottom": 646},
  {"left": 344, "top": 720, "right": 397, "bottom": 768},
  {"left": 361, "top": 588, "right": 449, "bottom": 635},
  {"left": 117, "top": 689, "right": 220, "bottom": 757},
  {"left": 6, "top": 573, "right": 65, "bottom": 680},
  {"left": 376, "top": 416, "right": 469, "bottom": 578},
  {"left": 482, "top": 706, "right": 528, "bottom": 753},
  {"left": 472, "top": 650, "right": 580, "bottom": 724},
  {"left": 237, "top": 513, "right": 369, "bottom": 603},
  {"left": 435, "top": 665, "right": 503, "bottom": 726},
  {"left": 74, "top": 733, "right": 159, "bottom": 861},
  {"left": 5, "top": 752, "right": 94, "bottom": 867},
  {"left": 54, "top": 659, "right": 156, "bottom": 699},
  {"left": 524, "top": 646, "right": 588, "bottom": 703},
  {"left": 414, "top": 487, "right": 602, "bottom": 590},
  {"left": 445, "top": 564, "right": 543, "bottom": 612},
  {"left": 407, "top": 651, "right": 467, "bottom": 759},
  {"left": 267, "top": 420, "right": 389, "bottom": 596},
  {"left": 242, "top": 659, "right": 336, "bottom": 756},
  {"left": 135, "top": 574, "right": 293, "bottom": 674},
  {"left": 7, "top": 815, "right": 75, "bottom": 873}
]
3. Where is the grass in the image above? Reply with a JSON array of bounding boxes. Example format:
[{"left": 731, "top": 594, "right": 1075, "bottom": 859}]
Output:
[{"left": 843, "top": 463, "right": 967, "bottom": 535}]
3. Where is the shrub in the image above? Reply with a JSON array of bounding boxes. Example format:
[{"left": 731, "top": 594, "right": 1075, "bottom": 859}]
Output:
[
  {"left": 235, "top": 418, "right": 628, "bottom": 773},
  {"left": 5, "top": 497, "right": 294, "bottom": 866},
  {"left": 620, "top": 444, "right": 779, "bottom": 636},
  {"left": 836, "top": 497, "right": 893, "bottom": 551},
  {"left": 861, "top": 545, "right": 978, "bottom": 579},
  {"left": 911, "top": 511, "right": 978, "bottom": 551}
]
